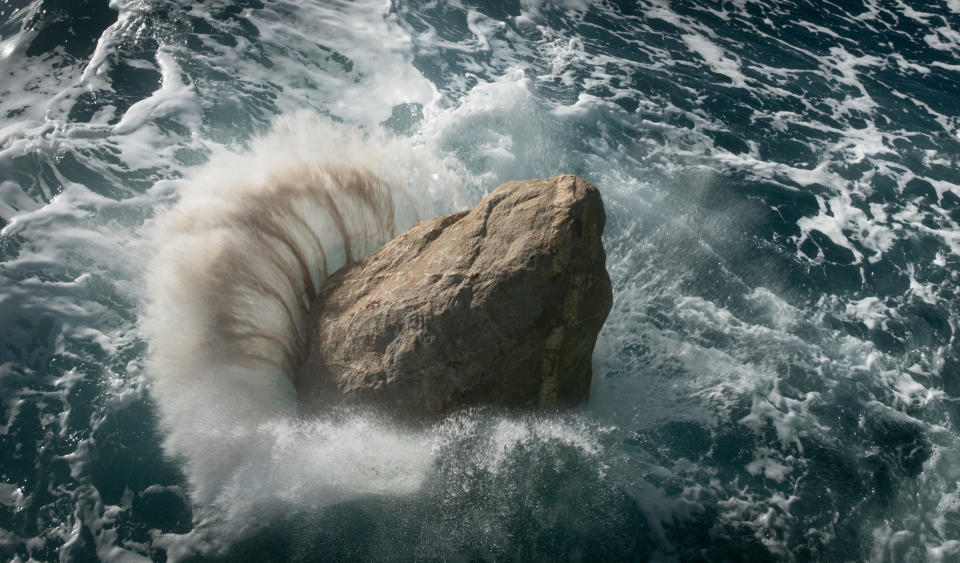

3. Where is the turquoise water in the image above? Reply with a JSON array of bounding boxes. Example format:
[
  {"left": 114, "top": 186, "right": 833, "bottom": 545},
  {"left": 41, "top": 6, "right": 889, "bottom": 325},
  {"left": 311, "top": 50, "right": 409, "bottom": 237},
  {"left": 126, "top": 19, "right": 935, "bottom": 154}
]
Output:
[{"left": 2, "top": 0, "right": 960, "bottom": 561}]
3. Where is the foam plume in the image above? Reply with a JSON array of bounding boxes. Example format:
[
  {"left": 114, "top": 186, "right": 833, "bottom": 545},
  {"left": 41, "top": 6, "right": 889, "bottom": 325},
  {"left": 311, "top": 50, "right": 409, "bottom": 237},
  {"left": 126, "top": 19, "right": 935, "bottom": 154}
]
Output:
[{"left": 142, "top": 113, "right": 467, "bottom": 508}]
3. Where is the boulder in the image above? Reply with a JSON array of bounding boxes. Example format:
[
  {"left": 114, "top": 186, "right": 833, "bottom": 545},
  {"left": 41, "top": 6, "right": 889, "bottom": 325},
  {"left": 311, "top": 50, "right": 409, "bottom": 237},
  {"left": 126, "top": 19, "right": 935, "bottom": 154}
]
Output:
[{"left": 296, "top": 175, "right": 613, "bottom": 420}]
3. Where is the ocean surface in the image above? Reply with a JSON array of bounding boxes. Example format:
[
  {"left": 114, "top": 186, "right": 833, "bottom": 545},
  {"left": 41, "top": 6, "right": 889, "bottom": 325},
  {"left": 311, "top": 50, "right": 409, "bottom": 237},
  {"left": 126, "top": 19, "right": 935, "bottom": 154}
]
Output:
[{"left": 2, "top": 0, "right": 960, "bottom": 561}]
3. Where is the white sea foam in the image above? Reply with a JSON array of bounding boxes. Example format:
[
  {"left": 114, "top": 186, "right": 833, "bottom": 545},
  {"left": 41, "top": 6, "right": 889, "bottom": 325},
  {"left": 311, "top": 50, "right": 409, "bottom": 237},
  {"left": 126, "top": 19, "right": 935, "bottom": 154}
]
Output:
[
  {"left": 245, "top": 0, "right": 436, "bottom": 126},
  {"left": 112, "top": 50, "right": 200, "bottom": 135},
  {"left": 4, "top": 0, "right": 960, "bottom": 559},
  {"left": 681, "top": 33, "right": 748, "bottom": 88}
]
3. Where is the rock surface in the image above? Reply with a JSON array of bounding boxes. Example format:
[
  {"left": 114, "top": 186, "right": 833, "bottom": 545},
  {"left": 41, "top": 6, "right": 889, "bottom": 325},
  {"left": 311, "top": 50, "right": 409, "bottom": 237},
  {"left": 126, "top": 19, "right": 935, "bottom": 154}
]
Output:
[{"left": 296, "top": 175, "right": 613, "bottom": 419}]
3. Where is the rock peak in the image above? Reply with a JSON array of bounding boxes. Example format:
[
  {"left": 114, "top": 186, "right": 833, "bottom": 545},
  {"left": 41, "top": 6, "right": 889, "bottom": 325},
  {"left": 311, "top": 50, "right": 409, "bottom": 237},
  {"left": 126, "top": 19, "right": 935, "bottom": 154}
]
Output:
[{"left": 297, "top": 175, "right": 613, "bottom": 420}]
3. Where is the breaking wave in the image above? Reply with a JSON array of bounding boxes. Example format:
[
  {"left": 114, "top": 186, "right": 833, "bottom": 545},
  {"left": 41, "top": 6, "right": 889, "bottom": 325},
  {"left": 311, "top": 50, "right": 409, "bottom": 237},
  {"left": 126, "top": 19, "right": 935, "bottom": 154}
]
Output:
[{"left": 142, "top": 113, "right": 467, "bottom": 524}]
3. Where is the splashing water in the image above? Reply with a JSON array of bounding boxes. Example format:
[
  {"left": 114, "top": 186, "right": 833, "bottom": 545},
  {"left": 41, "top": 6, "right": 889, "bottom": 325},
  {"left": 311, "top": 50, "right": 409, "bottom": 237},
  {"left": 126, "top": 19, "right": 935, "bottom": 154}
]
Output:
[
  {"left": 2, "top": 0, "right": 960, "bottom": 561},
  {"left": 143, "top": 114, "right": 467, "bottom": 520}
]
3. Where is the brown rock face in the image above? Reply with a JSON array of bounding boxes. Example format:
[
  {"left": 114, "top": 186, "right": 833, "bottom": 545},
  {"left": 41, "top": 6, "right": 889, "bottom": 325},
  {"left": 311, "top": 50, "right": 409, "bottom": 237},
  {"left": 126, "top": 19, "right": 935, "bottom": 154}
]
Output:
[{"left": 296, "top": 175, "right": 613, "bottom": 420}]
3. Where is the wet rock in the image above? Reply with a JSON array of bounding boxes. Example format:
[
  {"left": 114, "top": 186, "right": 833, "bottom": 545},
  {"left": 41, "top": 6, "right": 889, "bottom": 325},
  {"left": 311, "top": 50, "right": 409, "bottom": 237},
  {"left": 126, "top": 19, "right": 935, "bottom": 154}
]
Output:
[{"left": 296, "top": 175, "right": 612, "bottom": 420}]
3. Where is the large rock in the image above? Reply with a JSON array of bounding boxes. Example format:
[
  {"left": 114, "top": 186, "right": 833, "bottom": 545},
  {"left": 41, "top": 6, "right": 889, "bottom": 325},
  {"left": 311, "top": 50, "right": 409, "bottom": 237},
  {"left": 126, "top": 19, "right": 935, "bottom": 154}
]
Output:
[{"left": 296, "top": 175, "right": 613, "bottom": 420}]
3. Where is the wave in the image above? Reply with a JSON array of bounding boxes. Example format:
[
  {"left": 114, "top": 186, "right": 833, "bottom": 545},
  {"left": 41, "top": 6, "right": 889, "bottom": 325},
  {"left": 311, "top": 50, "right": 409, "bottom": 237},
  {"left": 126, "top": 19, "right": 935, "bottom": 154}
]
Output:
[{"left": 142, "top": 113, "right": 468, "bottom": 511}]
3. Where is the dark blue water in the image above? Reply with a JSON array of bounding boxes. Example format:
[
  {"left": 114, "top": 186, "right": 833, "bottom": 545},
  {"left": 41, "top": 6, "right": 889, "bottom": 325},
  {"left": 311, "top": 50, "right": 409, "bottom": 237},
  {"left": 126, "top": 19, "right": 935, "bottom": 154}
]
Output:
[{"left": 2, "top": 0, "right": 960, "bottom": 561}]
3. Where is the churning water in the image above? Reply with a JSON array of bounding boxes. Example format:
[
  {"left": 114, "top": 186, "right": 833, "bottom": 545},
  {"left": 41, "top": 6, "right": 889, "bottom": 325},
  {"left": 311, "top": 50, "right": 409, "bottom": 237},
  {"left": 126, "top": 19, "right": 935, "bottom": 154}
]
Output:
[{"left": 2, "top": 0, "right": 960, "bottom": 561}]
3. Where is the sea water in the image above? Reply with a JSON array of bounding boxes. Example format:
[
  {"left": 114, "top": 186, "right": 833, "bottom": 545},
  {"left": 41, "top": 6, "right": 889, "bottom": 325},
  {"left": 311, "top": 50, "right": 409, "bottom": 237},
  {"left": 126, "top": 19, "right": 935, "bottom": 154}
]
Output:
[{"left": 2, "top": 0, "right": 960, "bottom": 561}]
